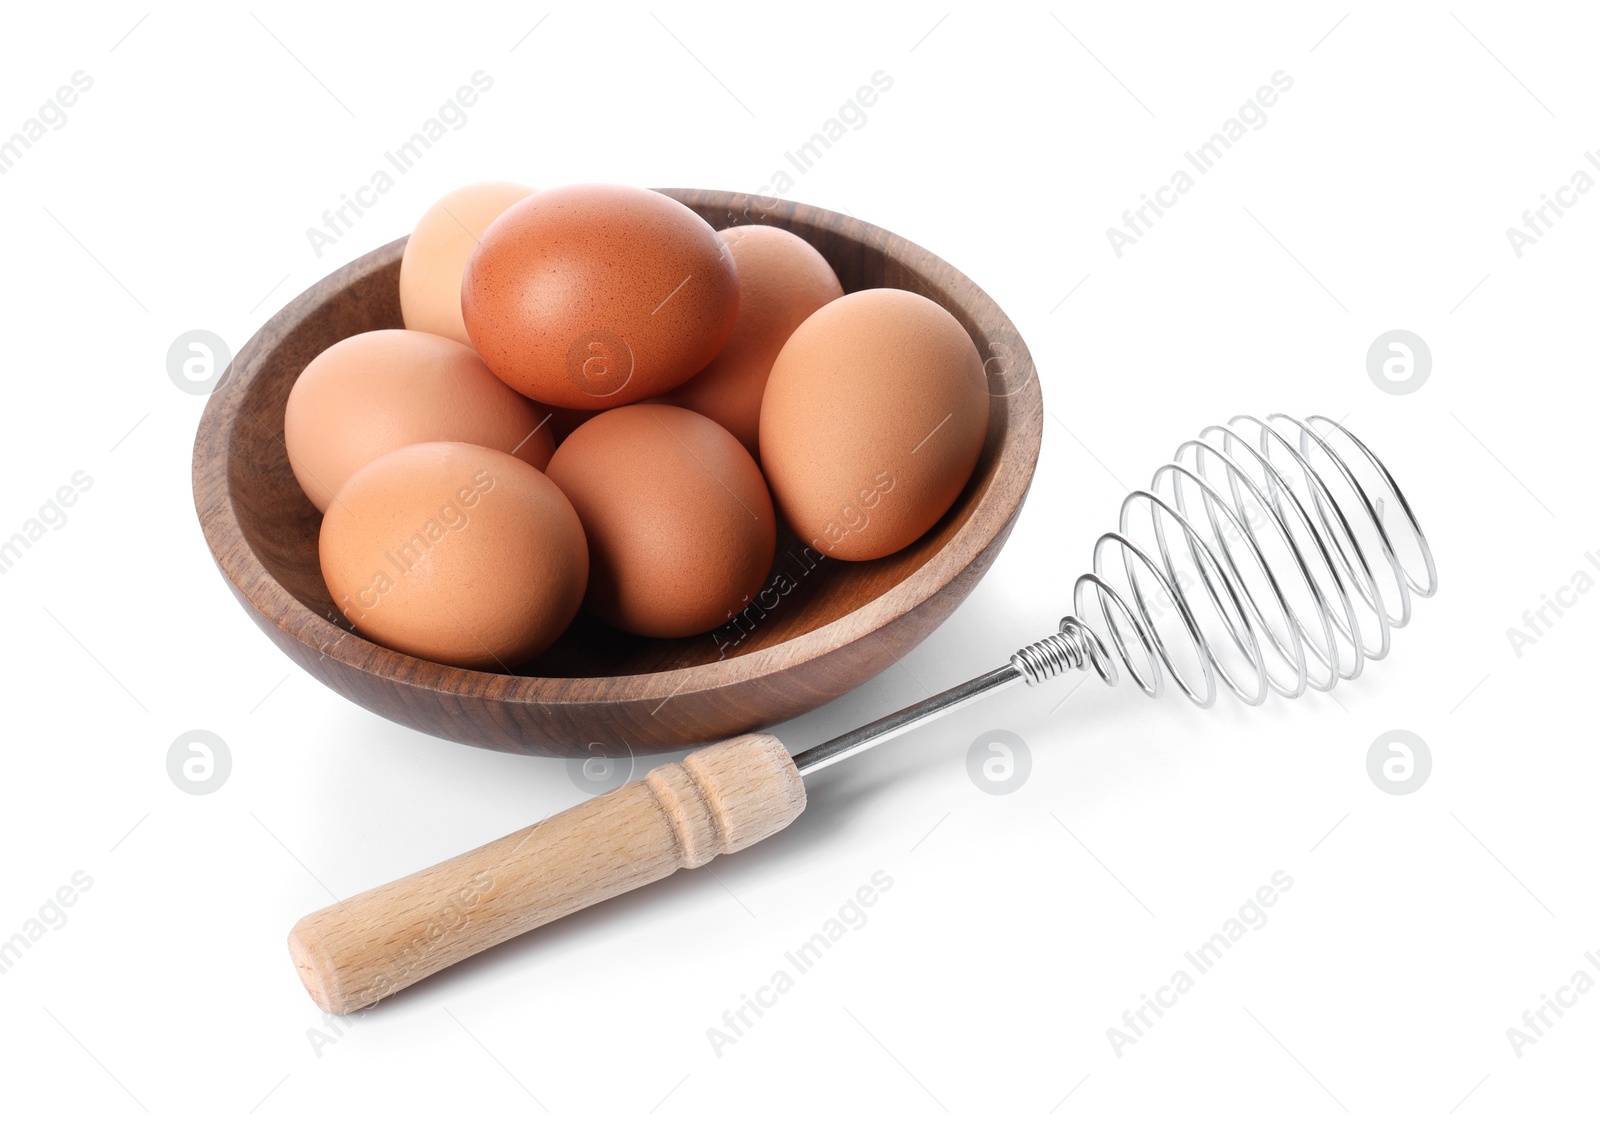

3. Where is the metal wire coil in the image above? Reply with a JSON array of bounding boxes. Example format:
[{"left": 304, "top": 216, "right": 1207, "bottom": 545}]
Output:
[{"left": 1010, "top": 414, "right": 1438, "bottom": 707}]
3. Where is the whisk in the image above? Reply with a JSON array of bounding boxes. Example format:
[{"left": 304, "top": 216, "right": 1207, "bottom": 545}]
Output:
[{"left": 290, "top": 413, "right": 1437, "bottom": 1013}]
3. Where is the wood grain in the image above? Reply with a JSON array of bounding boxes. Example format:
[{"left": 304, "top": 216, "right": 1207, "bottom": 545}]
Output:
[
  {"left": 289, "top": 733, "right": 805, "bottom": 1013},
  {"left": 192, "top": 189, "right": 1044, "bottom": 753}
]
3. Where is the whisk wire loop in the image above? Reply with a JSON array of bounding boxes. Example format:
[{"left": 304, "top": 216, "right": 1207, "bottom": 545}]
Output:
[
  {"left": 1047, "top": 415, "right": 1436, "bottom": 707},
  {"left": 1200, "top": 425, "right": 1356, "bottom": 686}
]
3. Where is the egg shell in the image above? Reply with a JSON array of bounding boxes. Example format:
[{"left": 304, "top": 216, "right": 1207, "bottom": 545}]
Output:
[
  {"left": 399, "top": 182, "right": 534, "bottom": 345},
  {"left": 284, "top": 329, "right": 555, "bottom": 513},
  {"left": 758, "top": 288, "right": 989, "bottom": 561},
  {"left": 319, "top": 442, "right": 586, "bottom": 669},
  {"left": 545, "top": 405, "right": 776, "bottom": 638},
  {"left": 656, "top": 225, "right": 842, "bottom": 456},
  {"left": 461, "top": 184, "right": 739, "bottom": 410}
]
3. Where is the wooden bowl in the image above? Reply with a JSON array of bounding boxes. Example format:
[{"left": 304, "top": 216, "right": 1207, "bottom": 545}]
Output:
[{"left": 192, "top": 189, "right": 1042, "bottom": 755}]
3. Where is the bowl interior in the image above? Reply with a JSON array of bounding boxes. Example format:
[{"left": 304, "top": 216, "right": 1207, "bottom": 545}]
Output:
[{"left": 222, "top": 192, "right": 1032, "bottom": 680}]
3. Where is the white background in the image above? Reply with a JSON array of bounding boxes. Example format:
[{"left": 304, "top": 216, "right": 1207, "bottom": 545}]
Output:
[{"left": 1, "top": 2, "right": 1595, "bottom": 1121}]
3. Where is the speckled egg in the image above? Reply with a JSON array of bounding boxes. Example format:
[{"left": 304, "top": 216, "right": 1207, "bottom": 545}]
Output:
[
  {"left": 758, "top": 288, "right": 989, "bottom": 561},
  {"left": 318, "top": 442, "right": 586, "bottom": 669},
  {"left": 544, "top": 405, "right": 775, "bottom": 637},
  {"left": 284, "top": 329, "right": 554, "bottom": 513},
  {"left": 461, "top": 185, "right": 739, "bottom": 410}
]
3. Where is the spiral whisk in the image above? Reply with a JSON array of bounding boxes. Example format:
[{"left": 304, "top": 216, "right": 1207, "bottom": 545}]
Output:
[
  {"left": 1009, "top": 413, "right": 1437, "bottom": 706},
  {"left": 794, "top": 412, "right": 1438, "bottom": 774},
  {"left": 292, "top": 412, "right": 1443, "bottom": 1013}
]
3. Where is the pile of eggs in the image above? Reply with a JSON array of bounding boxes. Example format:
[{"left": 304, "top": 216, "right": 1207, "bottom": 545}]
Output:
[{"left": 286, "top": 183, "right": 989, "bottom": 670}]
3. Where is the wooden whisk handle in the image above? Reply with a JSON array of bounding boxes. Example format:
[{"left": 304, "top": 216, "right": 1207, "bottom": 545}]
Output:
[{"left": 288, "top": 734, "right": 806, "bottom": 1014}]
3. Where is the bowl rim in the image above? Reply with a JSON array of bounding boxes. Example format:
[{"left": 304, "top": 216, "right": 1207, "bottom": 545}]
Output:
[{"left": 193, "top": 190, "right": 1043, "bottom": 707}]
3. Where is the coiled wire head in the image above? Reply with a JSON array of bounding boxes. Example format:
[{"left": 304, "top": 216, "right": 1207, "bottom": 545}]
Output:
[{"left": 1012, "top": 414, "right": 1437, "bottom": 707}]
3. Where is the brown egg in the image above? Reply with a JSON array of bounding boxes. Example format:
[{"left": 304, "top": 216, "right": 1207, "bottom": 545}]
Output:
[
  {"left": 285, "top": 329, "right": 555, "bottom": 513},
  {"left": 545, "top": 405, "right": 775, "bottom": 637},
  {"left": 656, "top": 225, "right": 842, "bottom": 456},
  {"left": 400, "top": 182, "right": 534, "bottom": 346},
  {"left": 462, "top": 184, "right": 739, "bottom": 410},
  {"left": 759, "top": 288, "right": 989, "bottom": 561},
  {"left": 319, "top": 442, "right": 586, "bottom": 669}
]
